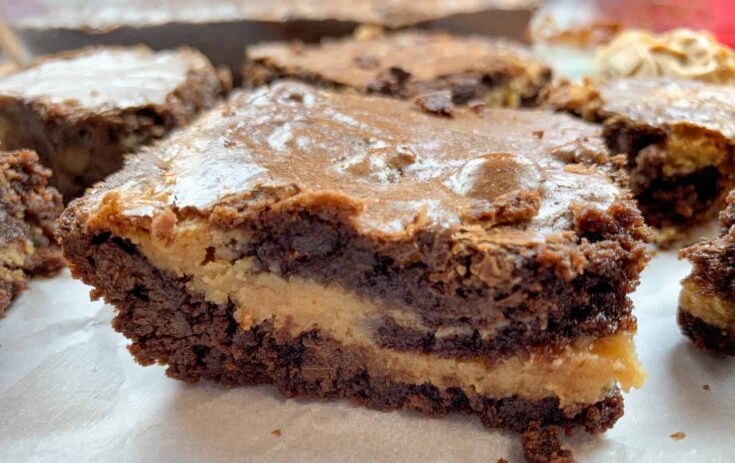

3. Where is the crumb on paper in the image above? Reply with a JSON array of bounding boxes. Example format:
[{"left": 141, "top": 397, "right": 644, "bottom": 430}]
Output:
[
  {"left": 497, "top": 458, "right": 508, "bottom": 463},
  {"left": 564, "top": 427, "right": 574, "bottom": 437},
  {"left": 522, "top": 422, "right": 574, "bottom": 463},
  {"left": 271, "top": 429, "right": 282, "bottom": 437},
  {"left": 670, "top": 432, "right": 686, "bottom": 441},
  {"left": 703, "top": 384, "right": 710, "bottom": 391}
]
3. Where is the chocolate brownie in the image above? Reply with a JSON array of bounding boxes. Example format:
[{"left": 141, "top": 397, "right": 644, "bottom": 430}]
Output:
[
  {"left": 10, "top": 0, "right": 539, "bottom": 74},
  {"left": 0, "top": 149, "right": 63, "bottom": 316},
  {"left": 60, "top": 82, "right": 648, "bottom": 436},
  {"left": 543, "top": 78, "right": 735, "bottom": 234},
  {"left": 0, "top": 46, "right": 227, "bottom": 199},
  {"left": 678, "top": 190, "right": 735, "bottom": 355},
  {"left": 244, "top": 30, "right": 551, "bottom": 108}
]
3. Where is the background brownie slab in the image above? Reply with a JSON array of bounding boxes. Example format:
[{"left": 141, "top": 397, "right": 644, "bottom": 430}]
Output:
[
  {"left": 7, "top": 0, "right": 539, "bottom": 80},
  {"left": 678, "top": 191, "right": 735, "bottom": 355},
  {"left": 0, "top": 150, "right": 63, "bottom": 316},
  {"left": 0, "top": 46, "right": 227, "bottom": 199},
  {"left": 60, "top": 82, "right": 647, "bottom": 434},
  {"left": 244, "top": 30, "right": 551, "bottom": 107},
  {"left": 542, "top": 78, "right": 735, "bottom": 232}
]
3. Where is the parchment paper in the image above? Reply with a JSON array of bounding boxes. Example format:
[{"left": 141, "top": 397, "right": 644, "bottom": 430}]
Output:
[{"left": 1, "top": 248, "right": 733, "bottom": 462}]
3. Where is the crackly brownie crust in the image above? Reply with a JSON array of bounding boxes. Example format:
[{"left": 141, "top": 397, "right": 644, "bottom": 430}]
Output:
[
  {"left": 0, "top": 46, "right": 227, "bottom": 199},
  {"left": 0, "top": 149, "right": 63, "bottom": 316},
  {"left": 60, "top": 224, "right": 624, "bottom": 434},
  {"left": 542, "top": 78, "right": 735, "bottom": 231},
  {"left": 244, "top": 30, "right": 551, "bottom": 107}
]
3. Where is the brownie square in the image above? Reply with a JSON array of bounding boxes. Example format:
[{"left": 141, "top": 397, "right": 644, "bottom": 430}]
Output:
[
  {"left": 60, "top": 82, "right": 648, "bottom": 436},
  {"left": 11, "top": 0, "right": 539, "bottom": 74},
  {"left": 543, "top": 77, "right": 735, "bottom": 237},
  {"left": 0, "top": 46, "right": 228, "bottom": 199},
  {"left": 244, "top": 30, "right": 551, "bottom": 108}
]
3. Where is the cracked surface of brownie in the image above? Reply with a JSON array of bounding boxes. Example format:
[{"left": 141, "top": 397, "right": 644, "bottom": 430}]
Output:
[
  {"left": 542, "top": 77, "right": 735, "bottom": 232},
  {"left": 678, "top": 191, "right": 735, "bottom": 355},
  {"left": 0, "top": 149, "right": 63, "bottom": 316},
  {"left": 244, "top": 30, "right": 551, "bottom": 108},
  {"left": 0, "top": 46, "right": 228, "bottom": 199},
  {"left": 61, "top": 82, "right": 647, "bottom": 434}
]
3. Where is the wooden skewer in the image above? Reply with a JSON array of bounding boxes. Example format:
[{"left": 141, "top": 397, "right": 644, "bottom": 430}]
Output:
[{"left": 0, "top": 15, "right": 30, "bottom": 68}]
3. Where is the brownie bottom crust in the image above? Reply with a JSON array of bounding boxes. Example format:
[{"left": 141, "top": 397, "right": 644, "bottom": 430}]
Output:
[
  {"left": 679, "top": 308, "right": 735, "bottom": 356},
  {"left": 64, "top": 229, "right": 625, "bottom": 435}
]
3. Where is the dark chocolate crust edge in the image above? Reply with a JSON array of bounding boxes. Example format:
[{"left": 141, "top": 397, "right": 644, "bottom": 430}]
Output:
[
  {"left": 678, "top": 308, "right": 735, "bottom": 356},
  {"left": 60, "top": 220, "right": 624, "bottom": 435}
]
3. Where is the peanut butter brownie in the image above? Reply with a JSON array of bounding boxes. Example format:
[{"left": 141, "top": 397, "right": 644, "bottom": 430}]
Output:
[
  {"left": 60, "top": 82, "right": 648, "bottom": 435},
  {"left": 679, "top": 190, "right": 735, "bottom": 355},
  {"left": 244, "top": 30, "right": 551, "bottom": 107},
  {"left": 1, "top": 150, "right": 63, "bottom": 316},
  {"left": 543, "top": 78, "right": 735, "bottom": 232},
  {"left": 0, "top": 46, "right": 227, "bottom": 199}
]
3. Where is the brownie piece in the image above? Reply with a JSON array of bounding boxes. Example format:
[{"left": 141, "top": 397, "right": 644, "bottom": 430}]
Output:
[
  {"left": 543, "top": 78, "right": 735, "bottom": 233},
  {"left": 0, "top": 46, "right": 227, "bottom": 199},
  {"left": 60, "top": 82, "right": 648, "bottom": 436},
  {"left": 244, "top": 30, "right": 551, "bottom": 108},
  {"left": 678, "top": 190, "right": 735, "bottom": 355},
  {"left": 9, "top": 0, "right": 539, "bottom": 75},
  {"left": 0, "top": 149, "right": 63, "bottom": 316}
]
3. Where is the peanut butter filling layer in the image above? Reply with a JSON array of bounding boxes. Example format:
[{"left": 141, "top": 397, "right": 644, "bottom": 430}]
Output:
[
  {"left": 117, "top": 220, "right": 645, "bottom": 408},
  {"left": 680, "top": 279, "right": 735, "bottom": 332}
]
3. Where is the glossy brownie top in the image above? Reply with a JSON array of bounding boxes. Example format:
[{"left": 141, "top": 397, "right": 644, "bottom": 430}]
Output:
[
  {"left": 544, "top": 77, "right": 735, "bottom": 140},
  {"left": 0, "top": 46, "right": 215, "bottom": 117},
  {"left": 67, "top": 81, "right": 636, "bottom": 246}
]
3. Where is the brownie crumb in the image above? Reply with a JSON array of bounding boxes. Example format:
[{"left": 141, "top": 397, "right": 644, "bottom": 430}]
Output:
[
  {"left": 497, "top": 459, "right": 508, "bottom": 463},
  {"left": 522, "top": 422, "right": 574, "bottom": 463},
  {"left": 271, "top": 429, "right": 282, "bottom": 437},
  {"left": 703, "top": 384, "right": 711, "bottom": 391},
  {"left": 670, "top": 432, "right": 686, "bottom": 441},
  {"left": 414, "top": 90, "right": 455, "bottom": 117}
]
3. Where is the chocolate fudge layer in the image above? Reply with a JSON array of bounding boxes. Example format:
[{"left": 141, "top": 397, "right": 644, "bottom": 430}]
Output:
[
  {"left": 60, "top": 82, "right": 647, "bottom": 433},
  {"left": 543, "top": 78, "right": 735, "bottom": 232},
  {"left": 0, "top": 46, "right": 226, "bottom": 199},
  {"left": 0, "top": 150, "right": 63, "bottom": 316},
  {"left": 10, "top": 1, "right": 538, "bottom": 76},
  {"left": 244, "top": 30, "right": 551, "bottom": 108},
  {"left": 679, "top": 191, "right": 735, "bottom": 355}
]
